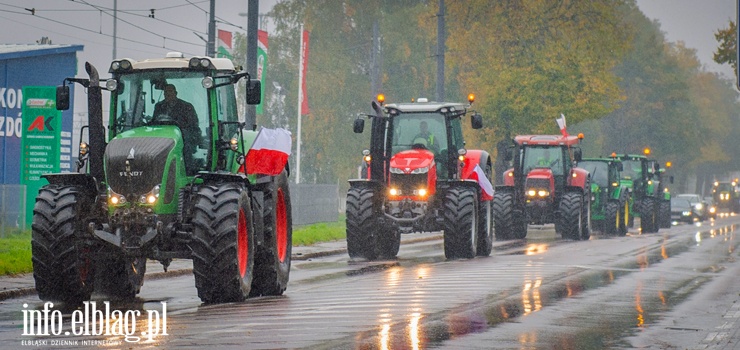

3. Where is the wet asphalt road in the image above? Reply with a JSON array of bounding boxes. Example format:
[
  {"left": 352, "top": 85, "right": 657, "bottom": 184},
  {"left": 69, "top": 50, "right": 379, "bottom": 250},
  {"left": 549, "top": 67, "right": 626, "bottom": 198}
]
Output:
[{"left": 0, "top": 217, "right": 738, "bottom": 349}]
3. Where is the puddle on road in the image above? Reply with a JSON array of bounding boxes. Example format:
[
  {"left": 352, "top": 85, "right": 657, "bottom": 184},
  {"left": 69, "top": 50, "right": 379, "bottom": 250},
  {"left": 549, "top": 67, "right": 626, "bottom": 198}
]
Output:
[{"left": 344, "top": 224, "right": 737, "bottom": 349}]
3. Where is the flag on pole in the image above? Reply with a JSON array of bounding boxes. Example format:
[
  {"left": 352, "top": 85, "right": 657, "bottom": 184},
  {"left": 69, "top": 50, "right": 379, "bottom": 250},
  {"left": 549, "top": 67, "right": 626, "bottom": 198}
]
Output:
[
  {"left": 300, "top": 30, "right": 310, "bottom": 115},
  {"left": 216, "top": 29, "right": 233, "bottom": 59},
  {"left": 556, "top": 113, "right": 568, "bottom": 137},
  {"left": 256, "top": 30, "right": 268, "bottom": 115},
  {"left": 471, "top": 164, "right": 494, "bottom": 201},
  {"left": 245, "top": 127, "right": 292, "bottom": 176}
]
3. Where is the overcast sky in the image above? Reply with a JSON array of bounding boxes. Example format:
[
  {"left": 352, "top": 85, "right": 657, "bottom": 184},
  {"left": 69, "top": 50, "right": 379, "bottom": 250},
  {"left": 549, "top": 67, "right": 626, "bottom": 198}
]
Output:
[{"left": 0, "top": 0, "right": 735, "bottom": 91}]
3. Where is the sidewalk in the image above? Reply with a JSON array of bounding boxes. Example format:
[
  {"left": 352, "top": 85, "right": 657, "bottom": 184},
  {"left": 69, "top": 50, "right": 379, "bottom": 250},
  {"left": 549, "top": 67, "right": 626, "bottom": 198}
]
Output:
[{"left": 0, "top": 232, "right": 443, "bottom": 302}]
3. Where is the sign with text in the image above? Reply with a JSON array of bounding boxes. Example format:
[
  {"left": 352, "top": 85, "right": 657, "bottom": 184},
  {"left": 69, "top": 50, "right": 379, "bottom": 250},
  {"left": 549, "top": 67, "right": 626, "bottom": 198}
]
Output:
[{"left": 20, "top": 86, "right": 61, "bottom": 224}]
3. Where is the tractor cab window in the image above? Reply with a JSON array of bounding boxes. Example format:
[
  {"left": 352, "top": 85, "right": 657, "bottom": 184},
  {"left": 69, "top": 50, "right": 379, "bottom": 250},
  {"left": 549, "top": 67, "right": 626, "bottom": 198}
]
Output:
[
  {"left": 621, "top": 160, "right": 642, "bottom": 180},
  {"left": 215, "top": 78, "right": 239, "bottom": 139},
  {"left": 112, "top": 71, "right": 210, "bottom": 175},
  {"left": 391, "top": 113, "right": 446, "bottom": 154},
  {"left": 522, "top": 146, "right": 564, "bottom": 175},
  {"left": 577, "top": 161, "right": 609, "bottom": 187}
]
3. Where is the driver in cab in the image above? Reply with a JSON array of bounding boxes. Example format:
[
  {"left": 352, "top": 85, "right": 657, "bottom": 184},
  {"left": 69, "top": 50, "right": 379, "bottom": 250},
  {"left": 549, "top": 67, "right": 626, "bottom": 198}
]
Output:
[
  {"left": 152, "top": 84, "right": 203, "bottom": 173},
  {"left": 412, "top": 121, "right": 439, "bottom": 152}
]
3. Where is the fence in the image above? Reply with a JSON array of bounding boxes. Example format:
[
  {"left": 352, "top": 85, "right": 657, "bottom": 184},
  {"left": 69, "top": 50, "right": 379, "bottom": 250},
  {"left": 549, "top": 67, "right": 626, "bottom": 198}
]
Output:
[
  {"left": 0, "top": 185, "right": 26, "bottom": 237},
  {"left": 289, "top": 184, "right": 339, "bottom": 226}
]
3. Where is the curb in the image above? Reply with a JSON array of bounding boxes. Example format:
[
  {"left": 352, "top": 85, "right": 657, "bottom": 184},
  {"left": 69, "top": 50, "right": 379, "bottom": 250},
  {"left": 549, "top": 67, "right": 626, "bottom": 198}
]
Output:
[{"left": 0, "top": 234, "right": 444, "bottom": 302}]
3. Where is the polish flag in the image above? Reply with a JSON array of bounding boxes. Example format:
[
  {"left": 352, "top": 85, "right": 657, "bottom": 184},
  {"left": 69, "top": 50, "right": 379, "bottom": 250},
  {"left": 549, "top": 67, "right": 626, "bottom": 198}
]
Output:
[
  {"left": 245, "top": 128, "right": 292, "bottom": 176},
  {"left": 471, "top": 164, "right": 494, "bottom": 201},
  {"left": 556, "top": 114, "right": 568, "bottom": 137}
]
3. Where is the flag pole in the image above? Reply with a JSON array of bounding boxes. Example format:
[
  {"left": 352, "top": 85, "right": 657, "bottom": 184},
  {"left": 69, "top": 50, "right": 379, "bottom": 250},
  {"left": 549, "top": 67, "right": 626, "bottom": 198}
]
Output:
[{"left": 296, "top": 24, "right": 303, "bottom": 184}]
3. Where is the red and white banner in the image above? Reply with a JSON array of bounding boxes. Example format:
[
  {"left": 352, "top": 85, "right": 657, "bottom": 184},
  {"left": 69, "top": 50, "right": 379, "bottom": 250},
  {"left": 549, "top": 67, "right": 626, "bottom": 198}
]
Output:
[
  {"left": 245, "top": 127, "right": 292, "bottom": 176},
  {"left": 216, "top": 29, "right": 233, "bottom": 59},
  {"left": 300, "top": 30, "right": 310, "bottom": 115},
  {"left": 556, "top": 113, "right": 568, "bottom": 137},
  {"left": 471, "top": 164, "right": 494, "bottom": 201}
]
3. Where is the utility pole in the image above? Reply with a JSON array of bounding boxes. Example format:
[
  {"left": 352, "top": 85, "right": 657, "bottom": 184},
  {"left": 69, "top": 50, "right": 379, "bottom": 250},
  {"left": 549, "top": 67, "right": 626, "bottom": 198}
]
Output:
[
  {"left": 436, "top": 0, "right": 445, "bottom": 102},
  {"left": 207, "top": 0, "right": 216, "bottom": 57},
  {"left": 112, "top": 0, "right": 117, "bottom": 59},
  {"left": 370, "top": 20, "right": 381, "bottom": 96},
  {"left": 246, "top": 0, "right": 258, "bottom": 131}
]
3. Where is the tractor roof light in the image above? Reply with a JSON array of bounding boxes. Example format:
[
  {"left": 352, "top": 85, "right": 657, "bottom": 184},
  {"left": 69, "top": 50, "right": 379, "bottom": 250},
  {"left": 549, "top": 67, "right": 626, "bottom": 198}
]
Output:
[
  {"left": 610, "top": 152, "right": 617, "bottom": 158},
  {"left": 665, "top": 161, "right": 672, "bottom": 168},
  {"left": 110, "top": 59, "right": 132, "bottom": 72},
  {"left": 467, "top": 93, "right": 475, "bottom": 104},
  {"left": 189, "top": 57, "right": 212, "bottom": 69},
  {"left": 376, "top": 94, "right": 385, "bottom": 105},
  {"left": 577, "top": 133, "right": 584, "bottom": 140},
  {"left": 643, "top": 147, "right": 651, "bottom": 156}
]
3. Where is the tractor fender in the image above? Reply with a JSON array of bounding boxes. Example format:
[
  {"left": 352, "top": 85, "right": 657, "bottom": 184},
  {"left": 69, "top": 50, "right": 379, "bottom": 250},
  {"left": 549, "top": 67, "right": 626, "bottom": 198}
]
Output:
[
  {"left": 348, "top": 179, "right": 385, "bottom": 192},
  {"left": 460, "top": 150, "right": 490, "bottom": 180},
  {"left": 568, "top": 168, "right": 590, "bottom": 189},
  {"left": 197, "top": 172, "right": 249, "bottom": 186},
  {"left": 502, "top": 168, "right": 515, "bottom": 186},
  {"left": 42, "top": 173, "right": 99, "bottom": 193}
]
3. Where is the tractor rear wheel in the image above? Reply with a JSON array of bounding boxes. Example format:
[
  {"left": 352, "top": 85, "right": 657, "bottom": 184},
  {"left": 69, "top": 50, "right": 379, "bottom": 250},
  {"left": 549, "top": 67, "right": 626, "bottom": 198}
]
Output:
[
  {"left": 493, "top": 191, "right": 514, "bottom": 240},
  {"left": 31, "top": 185, "right": 95, "bottom": 305},
  {"left": 659, "top": 199, "right": 671, "bottom": 228},
  {"left": 251, "top": 170, "right": 292, "bottom": 296},
  {"left": 346, "top": 187, "right": 379, "bottom": 260},
  {"left": 640, "top": 197, "right": 657, "bottom": 233},
  {"left": 95, "top": 256, "right": 146, "bottom": 299},
  {"left": 605, "top": 201, "right": 619, "bottom": 235},
  {"left": 558, "top": 191, "right": 584, "bottom": 240},
  {"left": 443, "top": 187, "right": 478, "bottom": 259},
  {"left": 477, "top": 199, "right": 493, "bottom": 256},
  {"left": 191, "top": 184, "right": 254, "bottom": 303}
]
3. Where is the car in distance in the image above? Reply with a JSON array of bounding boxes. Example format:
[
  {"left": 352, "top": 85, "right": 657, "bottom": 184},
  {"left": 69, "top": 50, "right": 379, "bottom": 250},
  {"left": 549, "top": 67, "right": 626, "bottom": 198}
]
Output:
[
  {"left": 675, "top": 194, "right": 708, "bottom": 221},
  {"left": 670, "top": 198, "right": 696, "bottom": 223}
]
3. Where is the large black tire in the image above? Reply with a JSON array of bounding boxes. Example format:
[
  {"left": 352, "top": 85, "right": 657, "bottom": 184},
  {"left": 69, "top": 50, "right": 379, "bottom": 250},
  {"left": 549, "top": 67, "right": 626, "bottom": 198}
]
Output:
[
  {"left": 581, "top": 190, "right": 592, "bottom": 240},
  {"left": 376, "top": 228, "right": 401, "bottom": 260},
  {"left": 640, "top": 197, "right": 657, "bottom": 233},
  {"left": 443, "top": 187, "right": 478, "bottom": 260},
  {"left": 95, "top": 256, "right": 146, "bottom": 300},
  {"left": 346, "top": 187, "right": 379, "bottom": 260},
  {"left": 618, "top": 200, "right": 629, "bottom": 236},
  {"left": 251, "top": 170, "right": 293, "bottom": 296},
  {"left": 493, "top": 191, "right": 513, "bottom": 240},
  {"left": 191, "top": 184, "right": 254, "bottom": 303},
  {"left": 604, "top": 201, "right": 620, "bottom": 235},
  {"left": 659, "top": 199, "right": 671, "bottom": 228},
  {"left": 477, "top": 199, "right": 493, "bottom": 256},
  {"left": 32, "top": 185, "right": 95, "bottom": 305},
  {"left": 558, "top": 191, "right": 584, "bottom": 240}
]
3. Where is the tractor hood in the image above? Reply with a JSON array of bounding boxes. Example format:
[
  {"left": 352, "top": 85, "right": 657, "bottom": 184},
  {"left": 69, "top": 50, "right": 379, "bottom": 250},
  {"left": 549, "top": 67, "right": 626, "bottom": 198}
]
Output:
[
  {"left": 525, "top": 168, "right": 555, "bottom": 192},
  {"left": 104, "top": 126, "right": 179, "bottom": 197},
  {"left": 390, "top": 149, "right": 435, "bottom": 173}
]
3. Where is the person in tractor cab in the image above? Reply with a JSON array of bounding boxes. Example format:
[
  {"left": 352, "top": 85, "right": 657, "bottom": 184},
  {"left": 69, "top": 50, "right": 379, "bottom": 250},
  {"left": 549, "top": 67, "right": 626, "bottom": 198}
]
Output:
[
  {"left": 152, "top": 84, "right": 204, "bottom": 174},
  {"left": 412, "top": 121, "right": 439, "bottom": 151}
]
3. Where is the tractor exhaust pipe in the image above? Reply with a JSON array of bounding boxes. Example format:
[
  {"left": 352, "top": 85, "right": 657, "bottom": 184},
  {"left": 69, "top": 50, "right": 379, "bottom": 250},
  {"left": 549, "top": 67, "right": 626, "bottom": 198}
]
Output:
[{"left": 84, "top": 62, "right": 106, "bottom": 187}]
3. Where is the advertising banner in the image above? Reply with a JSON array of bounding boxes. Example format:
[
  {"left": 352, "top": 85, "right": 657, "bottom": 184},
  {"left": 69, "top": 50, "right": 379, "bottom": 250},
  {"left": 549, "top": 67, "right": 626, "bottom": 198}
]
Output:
[{"left": 256, "top": 30, "right": 268, "bottom": 115}]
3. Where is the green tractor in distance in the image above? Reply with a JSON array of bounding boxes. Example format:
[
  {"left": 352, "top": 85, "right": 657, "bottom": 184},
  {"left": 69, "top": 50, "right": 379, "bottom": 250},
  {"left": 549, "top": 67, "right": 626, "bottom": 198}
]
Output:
[
  {"left": 655, "top": 161, "right": 673, "bottom": 228},
  {"left": 615, "top": 149, "right": 666, "bottom": 233},
  {"left": 711, "top": 180, "right": 740, "bottom": 214},
  {"left": 577, "top": 157, "right": 630, "bottom": 235},
  {"left": 33, "top": 53, "right": 292, "bottom": 305}
]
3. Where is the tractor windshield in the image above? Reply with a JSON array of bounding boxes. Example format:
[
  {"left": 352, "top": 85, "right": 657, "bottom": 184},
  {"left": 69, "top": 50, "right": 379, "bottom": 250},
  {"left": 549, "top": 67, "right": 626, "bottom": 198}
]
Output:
[
  {"left": 577, "top": 161, "right": 609, "bottom": 187},
  {"left": 112, "top": 70, "right": 209, "bottom": 138},
  {"left": 522, "top": 146, "right": 565, "bottom": 175},
  {"left": 621, "top": 160, "right": 642, "bottom": 180},
  {"left": 391, "top": 113, "right": 448, "bottom": 154}
]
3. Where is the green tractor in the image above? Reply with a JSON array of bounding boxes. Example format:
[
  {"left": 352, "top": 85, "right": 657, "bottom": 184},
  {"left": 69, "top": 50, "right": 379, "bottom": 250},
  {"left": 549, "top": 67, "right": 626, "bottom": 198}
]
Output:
[
  {"left": 615, "top": 150, "right": 667, "bottom": 233},
  {"left": 711, "top": 180, "right": 740, "bottom": 214},
  {"left": 32, "top": 53, "right": 292, "bottom": 304},
  {"left": 577, "top": 158, "right": 630, "bottom": 235}
]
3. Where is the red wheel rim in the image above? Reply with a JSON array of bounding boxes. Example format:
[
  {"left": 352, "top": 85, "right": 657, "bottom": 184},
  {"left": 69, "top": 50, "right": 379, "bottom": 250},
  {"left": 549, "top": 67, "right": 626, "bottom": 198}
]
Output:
[
  {"left": 238, "top": 208, "right": 248, "bottom": 278},
  {"left": 276, "top": 188, "right": 288, "bottom": 262}
]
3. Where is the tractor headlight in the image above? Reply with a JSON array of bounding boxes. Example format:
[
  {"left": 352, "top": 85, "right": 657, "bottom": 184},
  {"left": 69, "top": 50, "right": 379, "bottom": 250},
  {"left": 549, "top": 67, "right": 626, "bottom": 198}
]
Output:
[
  {"left": 362, "top": 149, "right": 371, "bottom": 163},
  {"left": 527, "top": 188, "right": 549, "bottom": 197},
  {"left": 537, "top": 190, "right": 550, "bottom": 197},
  {"left": 108, "top": 188, "right": 126, "bottom": 205},
  {"left": 389, "top": 188, "right": 399, "bottom": 196},
  {"left": 527, "top": 189, "right": 536, "bottom": 197},
  {"left": 140, "top": 185, "right": 161, "bottom": 204},
  {"left": 410, "top": 166, "right": 429, "bottom": 174},
  {"left": 416, "top": 188, "right": 428, "bottom": 197},
  {"left": 230, "top": 137, "right": 239, "bottom": 151},
  {"left": 389, "top": 167, "right": 404, "bottom": 174},
  {"left": 79, "top": 142, "right": 89, "bottom": 156}
]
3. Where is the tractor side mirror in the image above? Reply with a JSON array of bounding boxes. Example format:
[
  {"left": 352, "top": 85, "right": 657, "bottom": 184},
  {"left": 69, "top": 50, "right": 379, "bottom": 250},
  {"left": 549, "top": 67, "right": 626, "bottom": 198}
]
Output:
[
  {"left": 56, "top": 85, "right": 70, "bottom": 111},
  {"left": 246, "top": 80, "right": 261, "bottom": 105},
  {"left": 574, "top": 148, "right": 583, "bottom": 162},
  {"left": 504, "top": 146, "right": 513, "bottom": 162},
  {"left": 353, "top": 118, "right": 365, "bottom": 133},
  {"left": 471, "top": 113, "right": 483, "bottom": 129}
]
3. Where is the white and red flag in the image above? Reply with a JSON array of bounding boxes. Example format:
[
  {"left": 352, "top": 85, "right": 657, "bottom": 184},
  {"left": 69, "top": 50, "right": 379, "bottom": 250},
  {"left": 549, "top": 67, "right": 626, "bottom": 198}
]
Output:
[
  {"left": 245, "top": 127, "right": 292, "bottom": 176},
  {"left": 471, "top": 164, "right": 494, "bottom": 201},
  {"left": 300, "top": 30, "right": 310, "bottom": 115},
  {"left": 556, "top": 113, "right": 568, "bottom": 137}
]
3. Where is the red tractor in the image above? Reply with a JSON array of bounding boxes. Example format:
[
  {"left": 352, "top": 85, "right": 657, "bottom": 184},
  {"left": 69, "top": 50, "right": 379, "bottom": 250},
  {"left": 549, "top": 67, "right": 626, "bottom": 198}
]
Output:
[
  {"left": 347, "top": 95, "right": 494, "bottom": 260},
  {"left": 494, "top": 134, "right": 591, "bottom": 240}
]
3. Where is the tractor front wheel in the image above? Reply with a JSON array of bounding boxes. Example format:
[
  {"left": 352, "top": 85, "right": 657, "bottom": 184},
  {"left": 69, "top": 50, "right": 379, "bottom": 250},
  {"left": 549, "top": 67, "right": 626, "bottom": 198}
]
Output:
[
  {"left": 558, "top": 191, "right": 584, "bottom": 240},
  {"left": 443, "top": 187, "right": 478, "bottom": 259},
  {"left": 659, "top": 199, "right": 671, "bottom": 228},
  {"left": 477, "top": 199, "right": 493, "bottom": 256},
  {"left": 191, "top": 184, "right": 254, "bottom": 303},
  {"left": 640, "top": 197, "right": 657, "bottom": 233},
  {"left": 605, "top": 201, "right": 620, "bottom": 235},
  {"left": 493, "top": 191, "right": 515, "bottom": 240},
  {"left": 346, "top": 187, "right": 380, "bottom": 260},
  {"left": 32, "top": 185, "right": 95, "bottom": 305}
]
